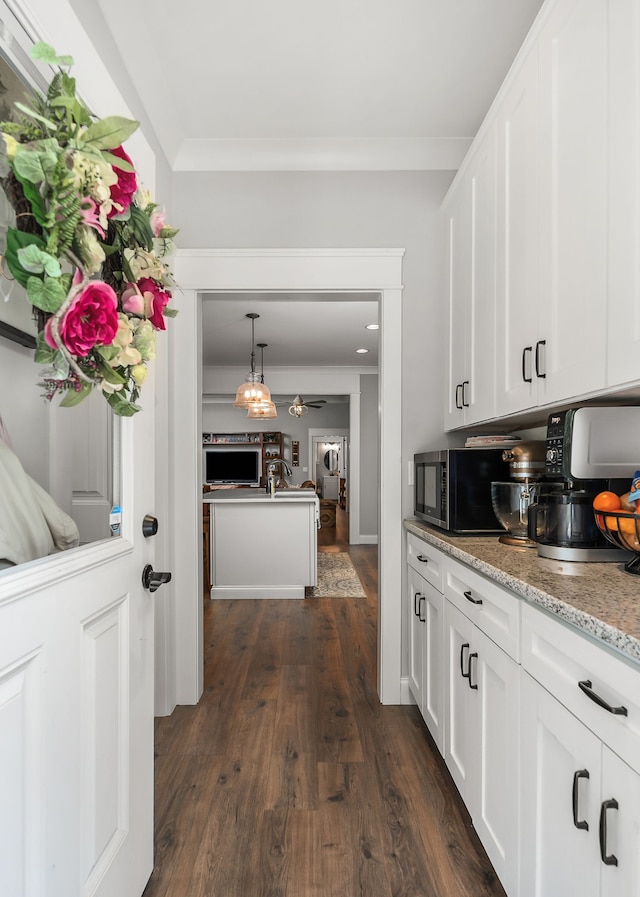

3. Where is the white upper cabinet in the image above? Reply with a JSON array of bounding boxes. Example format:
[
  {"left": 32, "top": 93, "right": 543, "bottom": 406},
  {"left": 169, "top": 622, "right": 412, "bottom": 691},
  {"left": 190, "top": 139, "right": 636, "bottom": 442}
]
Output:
[
  {"left": 447, "top": 0, "right": 640, "bottom": 429},
  {"left": 607, "top": 0, "right": 640, "bottom": 385},
  {"left": 443, "top": 124, "right": 497, "bottom": 429},
  {"left": 495, "top": 48, "right": 540, "bottom": 416},
  {"left": 535, "top": 0, "right": 608, "bottom": 405}
]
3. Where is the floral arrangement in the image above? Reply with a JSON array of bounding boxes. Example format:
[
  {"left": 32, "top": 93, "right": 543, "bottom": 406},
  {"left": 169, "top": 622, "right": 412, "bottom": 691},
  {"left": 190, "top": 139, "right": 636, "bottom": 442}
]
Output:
[{"left": 0, "top": 42, "right": 178, "bottom": 416}]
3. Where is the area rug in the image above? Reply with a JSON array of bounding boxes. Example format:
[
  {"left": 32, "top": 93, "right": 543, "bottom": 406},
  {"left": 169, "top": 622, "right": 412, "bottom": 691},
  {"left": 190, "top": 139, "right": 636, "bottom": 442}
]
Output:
[{"left": 306, "top": 552, "right": 366, "bottom": 598}]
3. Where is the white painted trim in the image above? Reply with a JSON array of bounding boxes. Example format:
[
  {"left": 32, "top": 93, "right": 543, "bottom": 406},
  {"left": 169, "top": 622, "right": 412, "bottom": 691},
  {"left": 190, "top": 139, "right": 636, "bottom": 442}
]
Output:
[
  {"left": 359, "top": 535, "right": 379, "bottom": 545},
  {"left": 400, "top": 677, "right": 415, "bottom": 706},
  {"left": 348, "top": 394, "right": 361, "bottom": 545},
  {"left": 172, "top": 248, "right": 404, "bottom": 707},
  {"left": 172, "top": 137, "right": 471, "bottom": 173}
]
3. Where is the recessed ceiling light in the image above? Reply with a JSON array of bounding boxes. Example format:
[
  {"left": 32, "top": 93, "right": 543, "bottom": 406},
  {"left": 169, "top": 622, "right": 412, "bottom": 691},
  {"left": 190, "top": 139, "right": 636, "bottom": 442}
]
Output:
[
  {"left": 356, "top": 348, "right": 369, "bottom": 354},
  {"left": 365, "top": 323, "right": 379, "bottom": 330}
]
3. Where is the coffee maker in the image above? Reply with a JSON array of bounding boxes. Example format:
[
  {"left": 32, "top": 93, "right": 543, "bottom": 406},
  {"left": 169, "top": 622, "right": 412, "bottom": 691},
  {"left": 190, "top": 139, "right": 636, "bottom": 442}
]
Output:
[{"left": 528, "top": 407, "right": 640, "bottom": 561}]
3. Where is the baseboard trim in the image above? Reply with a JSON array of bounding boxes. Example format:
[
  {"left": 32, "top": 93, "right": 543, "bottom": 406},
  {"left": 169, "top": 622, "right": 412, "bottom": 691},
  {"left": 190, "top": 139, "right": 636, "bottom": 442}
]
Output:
[
  {"left": 400, "top": 676, "right": 415, "bottom": 705},
  {"left": 359, "top": 534, "right": 379, "bottom": 544}
]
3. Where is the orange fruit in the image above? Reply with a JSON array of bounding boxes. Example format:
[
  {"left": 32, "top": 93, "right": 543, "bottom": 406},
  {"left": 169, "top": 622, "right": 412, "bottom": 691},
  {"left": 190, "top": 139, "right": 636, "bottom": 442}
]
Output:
[
  {"left": 593, "top": 491, "right": 622, "bottom": 512},
  {"left": 618, "top": 514, "right": 638, "bottom": 535}
]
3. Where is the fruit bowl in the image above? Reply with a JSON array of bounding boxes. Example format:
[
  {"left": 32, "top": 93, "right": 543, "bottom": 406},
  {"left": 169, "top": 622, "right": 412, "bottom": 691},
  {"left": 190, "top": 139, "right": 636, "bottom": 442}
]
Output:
[{"left": 594, "top": 510, "right": 640, "bottom": 575}]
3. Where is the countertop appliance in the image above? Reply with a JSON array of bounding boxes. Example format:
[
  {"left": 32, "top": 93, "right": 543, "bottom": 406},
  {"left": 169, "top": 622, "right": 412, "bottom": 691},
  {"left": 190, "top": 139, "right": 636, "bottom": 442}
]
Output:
[
  {"left": 414, "top": 448, "right": 509, "bottom": 533},
  {"left": 490, "top": 439, "right": 553, "bottom": 546},
  {"left": 528, "top": 406, "right": 640, "bottom": 561}
]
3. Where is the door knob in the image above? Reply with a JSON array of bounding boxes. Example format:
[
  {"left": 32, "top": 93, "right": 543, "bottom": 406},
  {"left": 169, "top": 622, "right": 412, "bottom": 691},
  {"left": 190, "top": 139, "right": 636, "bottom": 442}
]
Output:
[{"left": 142, "top": 564, "right": 172, "bottom": 593}]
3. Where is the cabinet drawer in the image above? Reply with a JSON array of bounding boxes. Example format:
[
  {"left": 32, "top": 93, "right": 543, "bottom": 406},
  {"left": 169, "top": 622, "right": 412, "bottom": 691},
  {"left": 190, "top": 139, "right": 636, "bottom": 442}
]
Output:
[
  {"left": 444, "top": 558, "right": 521, "bottom": 661},
  {"left": 406, "top": 533, "right": 444, "bottom": 592},
  {"left": 522, "top": 603, "right": 640, "bottom": 775}
]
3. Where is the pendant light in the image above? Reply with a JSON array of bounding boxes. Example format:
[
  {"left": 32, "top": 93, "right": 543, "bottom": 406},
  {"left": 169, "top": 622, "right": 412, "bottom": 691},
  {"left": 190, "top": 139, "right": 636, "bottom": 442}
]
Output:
[
  {"left": 233, "top": 313, "right": 272, "bottom": 408},
  {"left": 247, "top": 343, "right": 277, "bottom": 419}
]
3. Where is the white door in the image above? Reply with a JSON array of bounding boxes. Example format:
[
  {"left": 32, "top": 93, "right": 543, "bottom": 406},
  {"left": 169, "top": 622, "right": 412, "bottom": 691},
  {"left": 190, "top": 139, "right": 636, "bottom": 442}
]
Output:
[
  {"left": 520, "top": 672, "right": 601, "bottom": 897},
  {"left": 443, "top": 600, "right": 476, "bottom": 802},
  {"left": 601, "top": 746, "right": 640, "bottom": 897},
  {"left": 0, "top": 397, "right": 159, "bottom": 897}
]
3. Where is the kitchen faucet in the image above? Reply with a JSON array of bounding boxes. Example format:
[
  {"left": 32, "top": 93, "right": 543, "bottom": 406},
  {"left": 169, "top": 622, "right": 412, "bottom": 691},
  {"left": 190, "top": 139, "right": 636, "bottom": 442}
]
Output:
[{"left": 266, "top": 458, "right": 292, "bottom": 495}]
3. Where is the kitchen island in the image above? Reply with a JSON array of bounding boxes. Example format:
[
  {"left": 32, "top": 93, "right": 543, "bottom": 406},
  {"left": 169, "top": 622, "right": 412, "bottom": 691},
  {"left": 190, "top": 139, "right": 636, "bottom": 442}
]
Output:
[{"left": 205, "top": 489, "right": 319, "bottom": 598}]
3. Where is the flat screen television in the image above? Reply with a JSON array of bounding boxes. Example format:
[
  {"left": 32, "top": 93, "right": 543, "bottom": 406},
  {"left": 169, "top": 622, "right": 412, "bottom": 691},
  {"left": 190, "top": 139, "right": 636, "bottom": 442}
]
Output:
[{"left": 204, "top": 446, "right": 261, "bottom": 485}]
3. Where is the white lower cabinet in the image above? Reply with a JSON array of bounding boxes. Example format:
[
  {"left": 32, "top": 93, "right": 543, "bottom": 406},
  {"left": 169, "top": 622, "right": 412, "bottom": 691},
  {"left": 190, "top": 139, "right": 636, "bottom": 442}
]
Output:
[
  {"left": 520, "top": 672, "right": 640, "bottom": 897},
  {"left": 408, "top": 566, "right": 445, "bottom": 752},
  {"left": 444, "top": 599, "right": 520, "bottom": 897}
]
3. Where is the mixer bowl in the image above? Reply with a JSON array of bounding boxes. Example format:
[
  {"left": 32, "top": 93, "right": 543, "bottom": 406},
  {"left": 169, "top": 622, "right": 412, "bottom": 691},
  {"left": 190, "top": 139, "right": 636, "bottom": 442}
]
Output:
[{"left": 491, "top": 481, "right": 562, "bottom": 545}]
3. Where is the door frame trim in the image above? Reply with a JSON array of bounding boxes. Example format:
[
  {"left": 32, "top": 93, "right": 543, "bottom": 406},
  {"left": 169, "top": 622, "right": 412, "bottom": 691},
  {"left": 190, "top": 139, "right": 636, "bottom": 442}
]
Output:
[{"left": 167, "top": 247, "right": 404, "bottom": 709}]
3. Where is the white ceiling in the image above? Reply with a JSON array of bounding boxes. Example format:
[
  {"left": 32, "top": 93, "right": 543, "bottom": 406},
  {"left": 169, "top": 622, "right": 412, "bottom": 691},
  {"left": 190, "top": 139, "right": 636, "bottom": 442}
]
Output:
[
  {"left": 89, "top": 1, "right": 544, "bottom": 370},
  {"left": 202, "top": 295, "right": 379, "bottom": 367},
  {"left": 94, "top": 0, "right": 544, "bottom": 172}
]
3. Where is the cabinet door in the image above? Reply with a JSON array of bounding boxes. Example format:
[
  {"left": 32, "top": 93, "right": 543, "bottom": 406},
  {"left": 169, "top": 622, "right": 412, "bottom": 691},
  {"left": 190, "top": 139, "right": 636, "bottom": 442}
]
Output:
[
  {"left": 536, "top": 0, "right": 608, "bottom": 405},
  {"left": 443, "top": 601, "right": 477, "bottom": 802},
  {"left": 472, "top": 628, "right": 520, "bottom": 897},
  {"left": 408, "top": 567, "right": 445, "bottom": 752},
  {"left": 600, "top": 747, "right": 640, "bottom": 897},
  {"left": 408, "top": 567, "right": 426, "bottom": 711},
  {"left": 520, "top": 672, "right": 601, "bottom": 897},
  {"left": 495, "top": 47, "right": 540, "bottom": 416},
  {"left": 465, "top": 123, "right": 497, "bottom": 425},
  {"left": 443, "top": 183, "right": 470, "bottom": 430},
  {"left": 607, "top": 0, "right": 640, "bottom": 386}
]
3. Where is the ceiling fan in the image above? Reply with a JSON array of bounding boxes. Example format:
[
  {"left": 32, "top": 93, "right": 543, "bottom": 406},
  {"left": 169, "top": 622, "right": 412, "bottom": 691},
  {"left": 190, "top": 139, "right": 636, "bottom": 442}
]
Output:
[{"left": 283, "top": 395, "right": 327, "bottom": 417}]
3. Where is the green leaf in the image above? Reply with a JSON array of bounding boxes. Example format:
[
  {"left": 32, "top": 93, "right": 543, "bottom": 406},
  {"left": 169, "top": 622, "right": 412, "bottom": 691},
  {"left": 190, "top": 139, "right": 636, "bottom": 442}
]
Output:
[
  {"left": 13, "top": 101, "right": 58, "bottom": 130},
  {"left": 96, "top": 358, "right": 127, "bottom": 385},
  {"left": 4, "top": 229, "right": 46, "bottom": 288},
  {"left": 34, "top": 331, "right": 57, "bottom": 364},
  {"left": 105, "top": 390, "right": 140, "bottom": 416},
  {"left": 59, "top": 383, "right": 93, "bottom": 407},
  {"left": 12, "top": 169, "right": 50, "bottom": 227},
  {"left": 49, "top": 95, "right": 91, "bottom": 125},
  {"left": 82, "top": 116, "right": 139, "bottom": 150},
  {"left": 30, "top": 42, "right": 74, "bottom": 68},
  {"left": 101, "top": 149, "right": 135, "bottom": 172},
  {"left": 164, "top": 307, "right": 178, "bottom": 318},
  {"left": 17, "top": 244, "right": 61, "bottom": 277},
  {"left": 13, "top": 142, "right": 59, "bottom": 185},
  {"left": 26, "top": 274, "right": 66, "bottom": 312},
  {"left": 129, "top": 204, "right": 155, "bottom": 251},
  {"left": 95, "top": 344, "right": 121, "bottom": 362}
]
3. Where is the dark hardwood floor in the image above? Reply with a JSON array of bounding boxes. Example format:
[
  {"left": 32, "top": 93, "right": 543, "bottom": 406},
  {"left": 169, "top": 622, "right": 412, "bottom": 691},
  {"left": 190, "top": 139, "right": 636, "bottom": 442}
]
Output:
[{"left": 144, "top": 504, "right": 506, "bottom": 897}]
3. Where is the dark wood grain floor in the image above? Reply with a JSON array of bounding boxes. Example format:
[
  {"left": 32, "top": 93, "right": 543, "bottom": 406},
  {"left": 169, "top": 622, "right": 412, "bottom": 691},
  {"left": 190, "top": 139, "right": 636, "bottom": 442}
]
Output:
[{"left": 144, "top": 505, "right": 506, "bottom": 897}]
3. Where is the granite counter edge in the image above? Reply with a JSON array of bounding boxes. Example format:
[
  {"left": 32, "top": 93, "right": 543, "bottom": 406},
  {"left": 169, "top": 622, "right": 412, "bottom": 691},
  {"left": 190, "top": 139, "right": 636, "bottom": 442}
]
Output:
[{"left": 404, "top": 519, "right": 640, "bottom": 667}]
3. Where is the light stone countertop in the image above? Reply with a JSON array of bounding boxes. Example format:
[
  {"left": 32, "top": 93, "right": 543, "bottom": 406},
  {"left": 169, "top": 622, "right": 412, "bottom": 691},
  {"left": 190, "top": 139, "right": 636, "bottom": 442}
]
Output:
[
  {"left": 404, "top": 517, "right": 640, "bottom": 667},
  {"left": 204, "top": 489, "right": 318, "bottom": 503}
]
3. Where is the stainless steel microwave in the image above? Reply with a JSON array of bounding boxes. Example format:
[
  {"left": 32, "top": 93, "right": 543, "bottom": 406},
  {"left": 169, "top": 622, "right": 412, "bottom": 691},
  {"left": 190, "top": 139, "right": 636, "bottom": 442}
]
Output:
[{"left": 414, "top": 449, "right": 509, "bottom": 533}]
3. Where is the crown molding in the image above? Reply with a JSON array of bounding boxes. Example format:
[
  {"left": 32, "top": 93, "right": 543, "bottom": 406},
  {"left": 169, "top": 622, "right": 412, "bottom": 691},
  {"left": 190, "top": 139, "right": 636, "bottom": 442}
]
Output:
[{"left": 172, "top": 137, "right": 470, "bottom": 172}]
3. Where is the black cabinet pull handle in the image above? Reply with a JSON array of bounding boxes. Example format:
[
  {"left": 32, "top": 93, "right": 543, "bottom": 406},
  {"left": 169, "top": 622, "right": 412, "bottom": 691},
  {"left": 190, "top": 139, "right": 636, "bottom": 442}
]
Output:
[
  {"left": 468, "top": 652, "right": 478, "bottom": 689},
  {"left": 464, "top": 589, "right": 483, "bottom": 605},
  {"left": 414, "top": 590, "right": 422, "bottom": 616},
  {"left": 578, "top": 680, "right": 628, "bottom": 716},
  {"left": 522, "top": 346, "right": 533, "bottom": 383},
  {"left": 572, "top": 769, "right": 590, "bottom": 830},
  {"left": 418, "top": 595, "right": 426, "bottom": 623},
  {"left": 460, "top": 642, "right": 470, "bottom": 679},
  {"left": 599, "top": 798, "right": 619, "bottom": 866},
  {"left": 416, "top": 555, "right": 429, "bottom": 564},
  {"left": 535, "top": 339, "right": 546, "bottom": 378},
  {"left": 455, "top": 383, "right": 463, "bottom": 409},
  {"left": 462, "top": 380, "right": 469, "bottom": 407}
]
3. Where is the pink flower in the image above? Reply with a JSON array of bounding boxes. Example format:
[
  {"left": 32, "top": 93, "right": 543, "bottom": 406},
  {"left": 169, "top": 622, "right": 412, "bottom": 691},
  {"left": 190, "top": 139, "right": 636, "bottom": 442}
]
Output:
[
  {"left": 79, "top": 196, "right": 106, "bottom": 237},
  {"left": 137, "top": 277, "right": 172, "bottom": 331},
  {"left": 121, "top": 282, "right": 145, "bottom": 316},
  {"left": 107, "top": 145, "right": 138, "bottom": 219},
  {"left": 149, "top": 207, "right": 166, "bottom": 237},
  {"left": 45, "top": 281, "right": 119, "bottom": 356}
]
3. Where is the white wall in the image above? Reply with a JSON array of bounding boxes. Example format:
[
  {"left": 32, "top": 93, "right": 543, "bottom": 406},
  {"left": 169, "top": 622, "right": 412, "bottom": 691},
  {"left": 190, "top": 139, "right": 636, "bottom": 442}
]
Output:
[
  {"left": 172, "top": 170, "right": 455, "bottom": 522},
  {"left": 359, "top": 373, "right": 379, "bottom": 539}
]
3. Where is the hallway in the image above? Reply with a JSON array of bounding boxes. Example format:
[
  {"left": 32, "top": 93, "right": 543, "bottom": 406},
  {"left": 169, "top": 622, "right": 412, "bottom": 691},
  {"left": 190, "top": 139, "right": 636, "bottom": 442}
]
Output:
[{"left": 144, "top": 512, "right": 505, "bottom": 896}]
